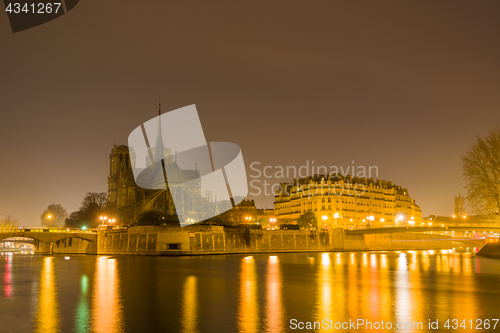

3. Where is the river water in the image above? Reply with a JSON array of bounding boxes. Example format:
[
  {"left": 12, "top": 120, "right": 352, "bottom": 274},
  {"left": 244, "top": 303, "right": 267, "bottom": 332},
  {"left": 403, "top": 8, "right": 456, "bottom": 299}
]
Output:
[{"left": 1, "top": 249, "right": 500, "bottom": 332}]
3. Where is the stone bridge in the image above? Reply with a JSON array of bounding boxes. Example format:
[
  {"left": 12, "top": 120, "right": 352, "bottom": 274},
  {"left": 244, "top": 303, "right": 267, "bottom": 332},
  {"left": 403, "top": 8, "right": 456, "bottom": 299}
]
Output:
[{"left": 0, "top": 228, "right": 97, "bottom": 254}]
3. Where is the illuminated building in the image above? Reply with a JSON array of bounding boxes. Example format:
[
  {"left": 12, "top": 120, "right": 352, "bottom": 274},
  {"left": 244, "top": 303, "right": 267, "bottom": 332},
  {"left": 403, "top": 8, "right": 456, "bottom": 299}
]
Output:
[
  {"left": 454, "top": 194, "right": 466, "bottom": 219},
  {"left": 274, "top": 174, "right": 421, "bottom": 228},
  {"left": 107, "top": 104, "right": 201, "bottom": 223}
]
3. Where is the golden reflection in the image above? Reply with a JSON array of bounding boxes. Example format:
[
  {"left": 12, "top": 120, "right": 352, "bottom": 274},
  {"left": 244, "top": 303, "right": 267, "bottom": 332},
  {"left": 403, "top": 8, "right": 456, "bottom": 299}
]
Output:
[
  {"left": 395, "top": 253, "right": 411, "bottom": 325},
  {"left": 408, "top": 251, "right": 418, "bottom": 271},
  {"left": 316, "top": 253, "right": 334, "bottom": 330},
  {"left": 335, "top": 253, "right": 342, "bottom": 266},
  {"left": 347, "top": 253, "right": 358, "bottom": 321},
  {"left": 181, "top": 276, "right": 198, "bottom": 333},
  {"left": 321, "top": 253, "right": 331, "bottom": 266},
  {"left": 362, "top": 252, "right": 368, "bottom": 267},
  {"left": 264, "top": 256, "right": 283, "bottom": 333},
  {"left": 380, "top": 254, "right": 388, "bottom": 269},
  {"left": 238, "top": 256, "right": 259, "bottom": 333},
  {"left": 36, "top": 257, "right": 60, "bottom": 333},
  {"left": 421, "top": 252, "right": 430, "bottom": 271},
  {"left": 365, "top": 253, "right": 380, "bottom": 320},
  {"left": 377, "top": 254, "right": 392, "bottom": 322},
  {"left": 331, "top": 253, "right": 346, "bottom": 322},
  {"left": 440, "top": 253, "right": 451, "bottom": 272},
  {"left": 463, "top": 255, "right": 472, "bottom": 274},
  {"left": 436, "top": 254, "right": 442, "bottom": 271},
  {"left": 91, "top": 257, "right": 124, "bottom": 333},
  {"left": 450, "top": 254, "right": 477, "bottom": 322},
  {"left": 370, "top": 254, "right": 377, "bottom": 269}
]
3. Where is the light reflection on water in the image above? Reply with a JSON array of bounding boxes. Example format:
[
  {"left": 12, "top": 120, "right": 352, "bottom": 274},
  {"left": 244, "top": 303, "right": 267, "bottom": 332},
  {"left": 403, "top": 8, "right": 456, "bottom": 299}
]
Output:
[
  {"left": 35, "top": 257, "right": 59, "bottom": 333},
  {"left": 238, "top": 256, "right": 259, "bottom": 333},
  {"left": 264, "top": 256, "right": 284, "bottom": 333},
  {"left": 91, "top": 257, "right": 124, "bottom": 333},
  {"left": 181, "top": 275, "right": 198, "bottom": 333},
  {"left": 0, "top": 250, "right": 499, "bottom": 332}
]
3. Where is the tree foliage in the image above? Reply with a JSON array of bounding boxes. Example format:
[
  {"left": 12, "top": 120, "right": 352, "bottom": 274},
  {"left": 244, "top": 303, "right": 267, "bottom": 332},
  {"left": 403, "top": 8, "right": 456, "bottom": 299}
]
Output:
[
  {"left": 297, "top": 210, "right": 318, "bottom": 230},
  {"left": 132, "top": 210, "right": 180, "bottom": 227},
  {"left": 462, "top": 128, "right": 500, "bottom": 216},
  {"left": 65, "top": 193, "right": 109, "bottom": 228},
  {"left": 40, "top": 204, "right": 68, "bottom": 227},
  {"left": 0, "top": 214, "right": 19, "bottom": 228}
]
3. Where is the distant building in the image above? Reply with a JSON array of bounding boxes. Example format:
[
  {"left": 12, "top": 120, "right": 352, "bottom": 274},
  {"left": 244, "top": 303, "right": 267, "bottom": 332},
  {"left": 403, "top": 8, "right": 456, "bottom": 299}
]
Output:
[
  {"left": 274, "top": 174, "right": 422, "bottom": 229},
  {"left": 454, "top": 194, "right": 466, "bottom": 218},
  {"left": 229, "top": 199, "right": 258, "bottom": 222}
]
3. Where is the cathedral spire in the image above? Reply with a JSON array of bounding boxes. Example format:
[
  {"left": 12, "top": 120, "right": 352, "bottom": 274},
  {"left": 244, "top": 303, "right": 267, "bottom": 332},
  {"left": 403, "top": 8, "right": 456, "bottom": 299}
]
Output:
[{"left": 155, "top": 97, "right": 164, "bottom": 161}]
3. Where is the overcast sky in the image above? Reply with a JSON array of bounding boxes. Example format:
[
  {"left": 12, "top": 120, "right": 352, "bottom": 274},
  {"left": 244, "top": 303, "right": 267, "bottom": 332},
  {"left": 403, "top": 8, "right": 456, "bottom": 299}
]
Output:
[{"left": 1, "top": 1, "right": 499, "bottom": 226}]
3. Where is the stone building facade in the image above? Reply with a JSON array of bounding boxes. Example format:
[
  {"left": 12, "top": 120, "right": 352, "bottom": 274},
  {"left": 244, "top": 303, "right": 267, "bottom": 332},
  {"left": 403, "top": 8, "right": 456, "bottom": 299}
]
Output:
[
  {"left": 107, "top": 106, "right": 201, "bottom": 224},
  {"left": 274, "top": 174, "right": 421, "bottom": 229},
  {"left": 454, "top": 194, "right": 466, "bottom": 218}
]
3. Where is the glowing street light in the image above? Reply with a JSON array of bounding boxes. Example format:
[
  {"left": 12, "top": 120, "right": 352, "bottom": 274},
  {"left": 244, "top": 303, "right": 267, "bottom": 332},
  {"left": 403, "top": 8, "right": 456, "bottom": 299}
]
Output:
[
  {"left": 100, "top": 216, "right": 108, "bottom": 226},
  {"left": 321, "top": 215, "right": 328, "bottom": 221},
  {"left": 47, "top": 214, "right": 52, "bottom": 228}
]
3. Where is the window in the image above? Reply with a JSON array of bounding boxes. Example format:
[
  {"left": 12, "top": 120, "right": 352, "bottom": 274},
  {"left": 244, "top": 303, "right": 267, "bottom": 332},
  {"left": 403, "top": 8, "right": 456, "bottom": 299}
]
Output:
[{"left": 164, "top": 244, "right": 181, "bottom": 250}]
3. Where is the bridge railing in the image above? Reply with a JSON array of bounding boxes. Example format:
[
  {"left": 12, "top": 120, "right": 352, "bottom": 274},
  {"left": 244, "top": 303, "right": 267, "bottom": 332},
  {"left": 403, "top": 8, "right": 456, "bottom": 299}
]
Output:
[{"left": 0, "top": 227, "right": 97, "bottom": 233}]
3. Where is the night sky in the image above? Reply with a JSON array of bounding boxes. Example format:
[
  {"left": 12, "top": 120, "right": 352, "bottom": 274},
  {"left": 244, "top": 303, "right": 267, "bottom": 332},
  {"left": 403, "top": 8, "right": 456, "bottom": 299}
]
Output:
[{"left": 1, "top": 1, "right": 500, "bottom": 226}]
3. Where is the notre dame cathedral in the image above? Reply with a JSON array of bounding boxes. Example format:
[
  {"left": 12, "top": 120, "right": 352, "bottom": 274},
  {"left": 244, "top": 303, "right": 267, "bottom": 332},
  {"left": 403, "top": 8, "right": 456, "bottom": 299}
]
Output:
[{"left": 107, "top": 106, "right": 201, "bottom": 224}]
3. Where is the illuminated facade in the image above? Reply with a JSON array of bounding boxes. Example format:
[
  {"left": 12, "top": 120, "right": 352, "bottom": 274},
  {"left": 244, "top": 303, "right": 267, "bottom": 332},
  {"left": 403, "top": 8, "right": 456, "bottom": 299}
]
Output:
[
  {"left": 454, "top": 194, "right": 466, "bottom": 218},
  {"left": 107, "top": 105, "right": 201, "bottom": 223},
  {"left": 274, "top": 174, "right": 421, "bottom": 229}
]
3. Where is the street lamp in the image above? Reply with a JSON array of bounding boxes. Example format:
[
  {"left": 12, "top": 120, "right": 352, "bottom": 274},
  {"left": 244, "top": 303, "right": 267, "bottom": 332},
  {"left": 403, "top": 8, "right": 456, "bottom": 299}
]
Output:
[
  {"left": 47, "top": 214, "right": 52, "bottom": 229},
  {"left": 100, "top": 216, "right": 108, "bottom": 226}
]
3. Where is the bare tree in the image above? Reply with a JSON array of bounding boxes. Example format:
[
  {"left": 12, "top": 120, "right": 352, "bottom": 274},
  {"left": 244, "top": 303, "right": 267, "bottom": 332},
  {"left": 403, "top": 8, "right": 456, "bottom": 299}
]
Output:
[
  {"left": 0, "top": 213, "right": 19, "bottom": 228},
  {"left": 81, "top": 193, "right": 108, "bottom": 211},
  {"left": 462, "top": 128, "right": 500, "bottom": 217},
  {"left": 40, "top": 204, "right": 68, "bottom": 227}
]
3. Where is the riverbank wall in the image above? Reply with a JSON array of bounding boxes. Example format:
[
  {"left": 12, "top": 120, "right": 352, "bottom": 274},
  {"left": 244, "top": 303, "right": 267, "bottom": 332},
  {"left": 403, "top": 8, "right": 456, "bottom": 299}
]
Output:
[
  {"left": 73, "top": 226, "right": 452, "bottom": 256},
  {"left": 476, "top": 242, "right": 500, "bottom": 259}
]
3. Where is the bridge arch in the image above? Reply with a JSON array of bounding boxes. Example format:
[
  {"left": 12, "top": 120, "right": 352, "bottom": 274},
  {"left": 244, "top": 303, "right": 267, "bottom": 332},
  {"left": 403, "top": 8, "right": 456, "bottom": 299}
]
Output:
[{"left": 0, "top": 231, "right": 97, "bottom": 255}]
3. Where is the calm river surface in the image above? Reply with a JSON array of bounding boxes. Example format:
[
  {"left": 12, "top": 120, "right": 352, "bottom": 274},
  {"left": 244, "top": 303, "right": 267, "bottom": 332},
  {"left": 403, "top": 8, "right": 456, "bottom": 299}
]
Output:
[{"left": 1, "top": 249, "right": 500, "bottom": 332}]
